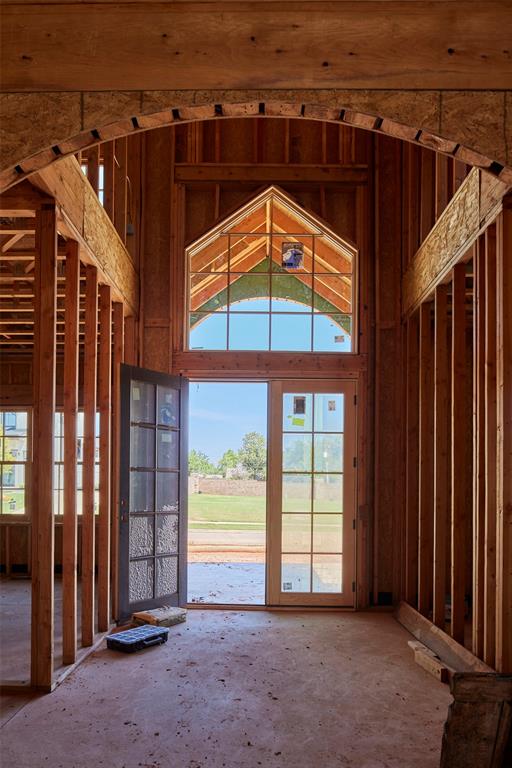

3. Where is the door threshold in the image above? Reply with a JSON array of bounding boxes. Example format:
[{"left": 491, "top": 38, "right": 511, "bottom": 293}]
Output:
[{"left": 186, "top": 603, "right": 355, "bottom": 612}]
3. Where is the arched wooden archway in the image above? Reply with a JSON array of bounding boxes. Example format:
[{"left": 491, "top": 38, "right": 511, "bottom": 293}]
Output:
[{"left": 1, "top": 90, "right": 511, "bottom": 192}]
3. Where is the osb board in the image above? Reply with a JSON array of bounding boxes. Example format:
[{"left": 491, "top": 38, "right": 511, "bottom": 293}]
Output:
[
  {"left": 31, "top": 157, "right": 138, "bottom": 313},
  {"left": 402, "top": 168, "right": 480, "bottom": 314}
]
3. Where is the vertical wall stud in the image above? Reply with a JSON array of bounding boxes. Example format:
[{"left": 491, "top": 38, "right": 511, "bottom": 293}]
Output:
[
  {"left": 473, "top": 239, "right": 486, "bottom": 657},
  {"left": 31, "top": 201, "right": 58, "bottom": 689},
  {"left": 82, "top": 265, "right": 98, "bottom": 647},
  {"left": 418, "top": 302, "right": 434, "bottom": 616},
  {"left": 405, "top": 312, "right": 420, "bottom": 606},
  {"left": 111, "top": 301, "right": 124, "bottom": 620},
  {"left": 433, "top": 284, "right": 449, "bottom": 629},
  {"left": 62, "top": 240, "right": 80, "bottom": 665},
  {"left": 98, "top": 284, "right": 112, "bottom": 632},
  {"left": 496, "top": 200, "right": 512, "bottom": 673},
  {"left": 451, "top": 262, "right": 468, "bottom": 644}
]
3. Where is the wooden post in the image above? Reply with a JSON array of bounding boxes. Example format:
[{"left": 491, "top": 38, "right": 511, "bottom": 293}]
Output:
[
  {"left": 405, "top": 312, "right": 420, "bottom": 606},
  {"left": 483, "top": 224, "right": 497, "bottom": 668},
  {"left": 496, "top": 199, "right": 512, "bottom": 673},
  {"left": 114, "top": 137, "right": 128, "bottom": 243},
  {"left": 82, "top": 265, "right": 98, "bottom": 647},
  {"left": 433, "top": 284, "right": 449, "bottom": 629},
  {"left": 418, "top": 302, "right": 434, "bottom": 616},
  {"left": 102, "top": 141, "right": 115, "bottom": 221},
  {"left": 84, "top": 146, "right": 100, "bottom": 198},
  {"left": 472, "top": 239, "right": 486, "bottom": 658},
  {"left": 62, "top": 240, "right": 80, "bottom": 665},
  {"left": 97, "top": 284, "right": 112, "bottom": 632},
  {"left": 451, "top": 262, "right": 468, "bottom": 644},
  {"left": 31, "top": 201, "right": 57, "bottom": 689},
  {"left": 111, "top": 301, "right": 124, "bottom": 621}
]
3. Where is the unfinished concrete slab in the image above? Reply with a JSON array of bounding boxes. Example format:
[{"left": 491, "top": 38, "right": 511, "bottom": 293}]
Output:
[{"left": 1, "top": 610, "right": 451, "bottom": 768}]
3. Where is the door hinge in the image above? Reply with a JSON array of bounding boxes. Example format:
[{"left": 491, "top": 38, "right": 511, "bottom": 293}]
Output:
[
  {"left": 354, "top": 394, "right": 357, "bottom": 405},
  {"left": 352, "top": 518, "right": 356, "bottom": 530},
  {"left": 352, "top": 581, "right": 356, "bottom": 593},
  {"left": 353, "top": 456, "right": 357, "bottom": 468}
]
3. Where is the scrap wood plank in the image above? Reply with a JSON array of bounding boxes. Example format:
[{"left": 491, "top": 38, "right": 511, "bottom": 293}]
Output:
[
  {"left": 395, "top": 601, "right": 493, "bottom": 673},
  {"left": 407, "top": 639, "right": 453, "bottom": 683},
  {"left": 441, "top": 673, "right": 512, "bottom": 768}
]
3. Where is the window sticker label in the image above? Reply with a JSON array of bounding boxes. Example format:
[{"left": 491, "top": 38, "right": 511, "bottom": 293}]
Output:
[
  {"left": 328, "top": 400, "right": 336, "bottom": 412},
  {"left": 282, "top": 242, "right": 304, "bottom": 270},
  {"left": 293, "top": 396, "right": 306, "bottom": 415}
]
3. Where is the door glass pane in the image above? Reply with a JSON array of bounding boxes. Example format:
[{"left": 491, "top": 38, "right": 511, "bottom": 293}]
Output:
[
  {"left": 131, "top": 381, "right": 155, "bottom": 424},
  {"left": 314, "top": 434, "right": 343, "bottom": 473},
  {"left": 156, "top": 556, "right": 178, "bottom": 597},
  {"left": 129, "top": 515, "right": 154, "bottom": 558},
  {"left": 313, "top": 515, "right": 343, "bottom": 553},
  {"left": 282, "top": 473, "right": 311, "bottom": 513},
  {"left": 157, "top": 430, "right": 178, "bottom": 469},
  {"left": 129, "top": 559, "right": 154, "bottom": 602},
  {"left": 282, "top": 514, "right": 311, "bottom": 553},
  {"left": 282, "top": 554, "right": 311, "bottom": 592},
  {"left": 313, "top": 474, "right": 343, "bottom": 513},
  {"left": 130, "top": 471, "right": 154, "bottom": 512},
  {"left": 130, "top": 426, "right": 155, "bottom": 469},
  {"left": 282, "top": 434, "right": 312, "bottom": 472},
  {"left": 314, "top": 394, "right": 344, "bottom": 432},
  {"left": 157, "top": 387, "right": 179, "bottom": 427},
  {"left": 282, "top": 393, "right": 312, "bottom": 432},
  {"left": 312, "top": 555, "right": 342, "bottom": 593},
  {"left": 156, "top": 472, "right": 179, "bottom": 512},
  {"left": 156, "top": 514, "right": 179, "bottom": 554}
]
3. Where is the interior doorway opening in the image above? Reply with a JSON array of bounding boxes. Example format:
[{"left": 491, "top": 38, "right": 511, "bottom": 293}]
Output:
[{"left": 187, "top": 382, "right": 268, "bottom": 605}]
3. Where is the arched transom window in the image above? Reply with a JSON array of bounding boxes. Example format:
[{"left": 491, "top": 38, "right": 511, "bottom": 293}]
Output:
[{"left": 187, "top": 187, "right": 357, "bottom": 353}]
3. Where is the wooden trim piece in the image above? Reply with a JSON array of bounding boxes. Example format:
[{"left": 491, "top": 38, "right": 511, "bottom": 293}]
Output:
[
  {"left": 30, "top": 156, "right": 138, "bottom": 314},
  {"left": 483, "top": 224, "right": 497, "bottom": 668},
  {"left": 472, "top": 238, "right": 486, "bottom": 658},
  {"left": 496, "top": 200, "right": 512, "bottom": 674},
  {"left": 418, "top": 302, "right": 434, "bottom": 616},
  {"left": 81, "top": 265, "right": 98, "bottom": 647},
  {"left": 451, "top": 263, "right": 468, "bottom": 644},
  {"left": 395, "top": 601, "right": 492, "bottom": 673},
  {"left": 433, "top": 284, "right": 449, "bottom": 629},
  {"left": 110, "top": 301, "right": 124, "bottom": 621},
  {"left": 174, "top": 164, "right": 368, "bottom": 184},
  {"left": 62, "top": 240, "right": 80, "bottom": 666},
  {"left": 97, "top": 283, "right": 112, "bottom": 632},
  {"left": 405, "top": 312, "right": 419, "bottom": 606},
  {"left": 402, "top": 169, "right": 510, "bottom": 316},
  {"left": 31, "top": 201, "right": 57, "bottom": 689}
]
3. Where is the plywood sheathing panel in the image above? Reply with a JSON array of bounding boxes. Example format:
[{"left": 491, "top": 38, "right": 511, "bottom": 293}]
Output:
[
  {"left": 3, "top": 87, "right": 512, "bottom": 187},
  {"left": 440, "top": 92, "right": 506, "bottom": 168}
]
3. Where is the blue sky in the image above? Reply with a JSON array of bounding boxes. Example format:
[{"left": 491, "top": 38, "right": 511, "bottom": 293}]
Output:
[{"left": 189, "top": 382, "right": 268, "bottom": 463}]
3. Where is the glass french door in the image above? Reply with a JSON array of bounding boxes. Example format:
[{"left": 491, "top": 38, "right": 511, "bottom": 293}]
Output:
[
  {"left": 267, "top": 380, "right": 357, "bottom": 606},
  {"left": 119, "top": 365, "right": 188, "bottom": 619}
]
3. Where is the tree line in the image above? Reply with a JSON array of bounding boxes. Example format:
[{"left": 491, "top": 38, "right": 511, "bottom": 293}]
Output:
[{"left": 189, "top": 431, "right": 266, "bottom": 480}]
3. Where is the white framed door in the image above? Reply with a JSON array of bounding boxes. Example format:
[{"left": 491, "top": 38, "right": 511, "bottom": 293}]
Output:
[{"left": 267, "top": 380, "right": 357, "bottom": 606}]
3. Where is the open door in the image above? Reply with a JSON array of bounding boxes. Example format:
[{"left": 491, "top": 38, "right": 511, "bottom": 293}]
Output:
[{"left": 119, "top": 365, "right": 188, "bottom": 620}]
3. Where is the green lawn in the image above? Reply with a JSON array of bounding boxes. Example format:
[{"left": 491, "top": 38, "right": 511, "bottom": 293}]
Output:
[{"left": 189, "top": 493, "right": 266, "bottom": 530}]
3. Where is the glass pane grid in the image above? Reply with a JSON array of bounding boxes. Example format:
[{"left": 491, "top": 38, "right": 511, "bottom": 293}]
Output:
[
  {"left": 281, "top": 393, "right": 344, "bottom": 594},
  {"left": 188, "top": 212, "right": 353, "bottom": 352}
]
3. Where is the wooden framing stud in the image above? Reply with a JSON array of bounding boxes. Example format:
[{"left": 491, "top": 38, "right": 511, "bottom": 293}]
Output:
[
  {"left": 31, "top": 201, "right": 57, "bottom": 689},
  {"left": 98, "top": 283, "right": 112, "bottom": 633},
  {"left": 418, "top": 301, "right": 434, "bottom": 617},
  {"left": 62, "top": 240, "right": 80, "bottom": 666}
]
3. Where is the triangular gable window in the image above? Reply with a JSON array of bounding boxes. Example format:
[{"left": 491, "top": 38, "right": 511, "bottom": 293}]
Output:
[{"left": 186, "top": 186, "right": 357, "bottom": 353}]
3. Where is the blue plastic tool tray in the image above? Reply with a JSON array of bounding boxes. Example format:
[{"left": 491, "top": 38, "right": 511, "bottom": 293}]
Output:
[{"left": 106, "top": 624, "right": 169, "bottom": 653}]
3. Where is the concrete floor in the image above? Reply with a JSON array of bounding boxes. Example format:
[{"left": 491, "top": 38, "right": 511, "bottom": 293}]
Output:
[{"left": 1, "top": 610, "right": 451, "bottom": 768}]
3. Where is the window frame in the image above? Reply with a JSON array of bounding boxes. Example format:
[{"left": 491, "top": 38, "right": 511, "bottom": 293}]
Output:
[{"left": 0, "top": 408, "right": 32, "bottom": 521}]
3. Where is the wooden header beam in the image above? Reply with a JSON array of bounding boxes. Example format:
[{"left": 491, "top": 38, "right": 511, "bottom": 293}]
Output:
[
  {"left": 2, "top": 3, "right": 511, "bottom": 91},
  {"left": 175, "top": 164, "right": 368, "bottom": 185}
]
